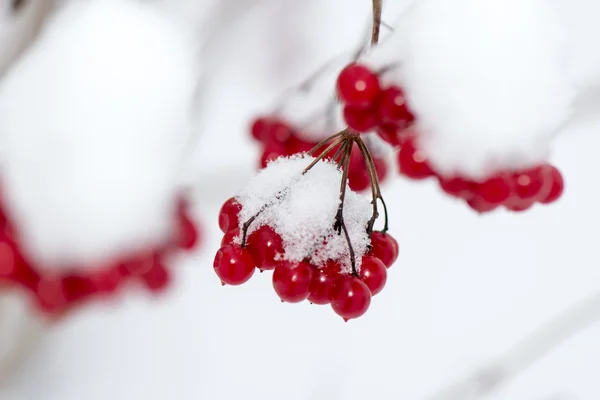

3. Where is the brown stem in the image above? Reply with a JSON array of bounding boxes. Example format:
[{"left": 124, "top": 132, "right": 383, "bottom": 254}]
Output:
[
  {"left": 371, "top": 0, "right": 383, "bottom": 45},
  {"left": 355, "top": 137, "right": 389, "bottom": 233},
  {"left": 332, "top": 141, "right": 348, "bottom": 166},
  {"left": 308, "top": 130, "right": 345, "bottom": 157},
  {"left": 333, "top": 139, "right": 357, "bottom": 275},
  {"left": 303, "top": 136, "right": 345, "bottom": 174}
]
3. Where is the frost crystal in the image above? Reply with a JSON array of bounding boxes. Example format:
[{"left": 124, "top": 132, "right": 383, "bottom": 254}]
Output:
[{"left": 235, "top": 155, "right": 371, "bottom": 273}]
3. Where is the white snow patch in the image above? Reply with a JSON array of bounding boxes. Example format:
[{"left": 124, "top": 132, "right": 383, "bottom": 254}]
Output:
[
  {"left": 235, "top": 155, "right": 372, "bottom": 273},
  {"left": 365, "top": 0, "right": 575, "bottom": 179},
  {"left": 272, "top": 55, "right": 349, "bottom": 143},
  {"left": 0, "top": 0, "right": 200, "bottom": 270}
]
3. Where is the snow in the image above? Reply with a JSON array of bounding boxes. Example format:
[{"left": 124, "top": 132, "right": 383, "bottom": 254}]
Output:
[
  {"left": 1, "top": 1, "right": 600, "bottom": 400},
  {"left": 236, "top": 155, "right": 372, "bottom": 272},
  {"left": 365, "top": 0, "right": 576, "bottom": 180},
  {"left": 0, "top": 0, "right": 200, "bottom": 270}
]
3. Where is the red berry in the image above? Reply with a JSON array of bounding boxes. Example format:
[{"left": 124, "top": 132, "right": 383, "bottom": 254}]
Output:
[
  {"left": 285, "top": 135, "right": 314, "bottom": 155},
  {"left": 348, "top": 167, "right": 370, "bottom": 192},
  {"left": 397, "top": 138, "right": 433, "bottom": 180},
  {"left": 268, "top": 121, "right": 293, "bottom": 144},
  {"left": 140, "top": 263, "right": 170, "bottom": 293},
  {"left": 35, "top": 277, "right": 66, "bottom": 313},
  {"left": 329, "top": 276, "right": 371, "bottom": 321},
  {"left": 272, "top": 261, "right": 314, "bottom": 303},
  {"left": 62, "top": 274, "right": 98, "bottom": 304},
  {"left": 9, "top": 258, "right": 39, "bottom": 291},
  {"left": 467, "top": 196, "right": 498, "bottom": 214},
  {"left": 250, "top": 117, "right": 272, "bottom": 142},
  {"left": 247, "top": 225, "right": 284, "bottom": 271},
  {"left": 377, "top": 86, "right": 414, "bottom": 126},
  {"left": 539, "top": 165, "right": 564, "bottom": 204},
  {"left": 91, "top": 266, "right": 122, "bottom": 294},
  {"left": 359, "top": 256, "right": 387, "bottom": 295},
  {"left": 221, "top": 229, "right": 240, "bottom": 246},
  {"left": 504, "top": 196, "right": 535, "bottom": 212},
  {"left": 213, "top": 244, "right": 256, "bottom": 285},
  {"left": 513, "top": 167, "right": 544, "bottom": 201},
  {"left": 438, "top": 176, "right": 474, "bottom": 199},
  {"left": 308, "top": 261, "right": 342, "bottom": 305},
  {"left": 260, "top": 143, "right": 285, "bottom": 168},
  {"left": 374, "top": 157, "right": 388, "bottom": 182},
  {"left": 369, "top": 231, "right": 398, "bottom": 268},
  {"left": 176, "top": 201, "right": 199, "bottom": 251},
  {"left": 218, "top": 197, "right": 242, "bottom": 234},
  {"left": 376, "top": 124, "right": 401, "bottom": 147},
  {"left": 477, "top": 174, "right": 512, "bottom": 206},
  {"left": 336, "top": 64, "right": 381, "bottom": 107},
  {"left": 0, "top": 241, "right": 16, "bottom": 278},
  {"left": 343, "top": 105, "right": 378, "bottom": 132},
  {"left": 120, "top": 252, "right": 157, "bottom": 276}
]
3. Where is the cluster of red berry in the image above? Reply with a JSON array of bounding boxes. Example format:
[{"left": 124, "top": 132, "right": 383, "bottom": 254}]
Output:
[
  {"left": 249, "top": 117, "right": 389, "bottom": 192},
  {"left": 395, "top": 132, "right": 565, "bottom": 213},
  {"left": 215, "top": 197, "right": 399, "bottom": 321},
  {"left": 334, "top": 62, "right": 565, "bottom": 213},
  {"left": 336, "top": 63, "right": 415, "bottom": 146},
  {"left": 0, "top": 197, "right": 199, "bottom": 317}
]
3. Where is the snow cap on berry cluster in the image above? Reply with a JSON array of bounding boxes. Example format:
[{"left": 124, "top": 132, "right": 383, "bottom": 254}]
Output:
[
  {"left": 235, "top": 155, "right": 372, "bottom": 273},
  {"left": 0, "top": 0, "right": 199, "bottom": 269},
  {"left": 365, "top": 0, "right": 575, "bottom": 180}
]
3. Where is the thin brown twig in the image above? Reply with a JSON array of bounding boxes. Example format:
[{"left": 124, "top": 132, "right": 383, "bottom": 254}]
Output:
[
  {"left": 331, "top": 141, "right": 348, "bottom": 166},
  {"left": 308, "top": 130, "right": 346, "bottom": 157},
  {"left": 303, "top": 136, "right": 345, "bottom": 174},
  {"left": 355, "top": 137, "right": 389, "bottom": 233},
  {"left": 333, "top": 139, "right": 357, "bottom": 275},
  {"left": 371, "top": 0, "right": 383, "bottom": 45}
]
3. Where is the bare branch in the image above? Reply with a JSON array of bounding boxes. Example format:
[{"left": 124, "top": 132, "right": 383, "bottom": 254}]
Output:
[
  {"left": 427, "top": 291, "right": 600, "bottom": 400},
  {"left": 371, "top": 0, "right": 383, "bottom": 45}
]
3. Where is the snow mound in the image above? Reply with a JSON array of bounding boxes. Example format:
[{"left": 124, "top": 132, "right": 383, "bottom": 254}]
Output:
[
  {"left": 369, "top": 0, "right": 575, "bottom": 179},
  {"left": 0, "top": 0, "right": 200, "bottom": 270},
  {"left": 236, "top": 155, "right": 372, "bottom": 273}
]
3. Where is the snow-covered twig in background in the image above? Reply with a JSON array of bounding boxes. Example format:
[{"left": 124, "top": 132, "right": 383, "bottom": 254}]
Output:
[
  {"left": 0, "top": 0, "right": 53, "bottom": 78},
  {"left": 427, "top": 291, "right": 600, "bottom": 400}
]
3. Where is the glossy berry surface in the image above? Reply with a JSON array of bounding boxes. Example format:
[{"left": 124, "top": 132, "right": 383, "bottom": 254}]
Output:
[
  {"left": 307, "top": 261, "right": 341, "bottom": 305},
  {"left": 336, "top": 63, "right": 381, "bottom": 108},
  {"left": 329, "top": 276, "right": 372, "bottom": 321},
  {"left": 343, "top": 105, "right": 378, "bottom": 132},
  {"left": 377, "top": 86, "right": 414, "bottom": 127},
  {"left": 221, "top": 229, "right": 240, "bottom": 247},
  {"left": 273, "top": 261, "right": 314, "bottom": 303},
  {"left": 514, "top": 168, "right": 545, "bottom": 201},
  {"left": 359, "top": 256, "right": 387, "bottom": 295},
  {"left": 539, "top": 165, "right": 564, "bottom": 204},
  {"left": 477, "top": 175, "right": 512, "bottom": 206},
  {"left": 397, "top": 138, "right": 433, "bottom": 180},
  {"left": 376, "top": 124, "right": 401, "bottom": 147},
  {"left": 218, "top": 197, "right": 242, "bottom": 234},
  {"left": 369, "top": 231, "right": 398, "bottom": 268},
  {"left": 247, "top": 225, "right": 284, "bottom": 271},
  {"left": 213, "top": 244, "right": 256, "bottom": 286}
]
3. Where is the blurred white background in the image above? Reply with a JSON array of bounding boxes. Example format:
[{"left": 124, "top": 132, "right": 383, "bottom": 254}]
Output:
[{"left": 1, "top": 0, "right": 600, "bottom": 399}]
